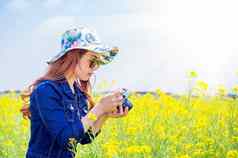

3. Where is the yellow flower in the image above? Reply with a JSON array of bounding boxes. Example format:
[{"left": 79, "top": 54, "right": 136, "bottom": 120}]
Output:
[
  {"left": 124, "top": 145, "right": 152, "bottom": 154},
  {"left": 126, "top": 126, "right": 139, "bottom": 135},
  {"left": 188, "top": 70, "right": 198, "bottom": 78},
  {"left": 232, "top": 85, "right": 238, "bottom": 95},
  {"left": 141, "top": 145, "right": 152, "bottom": 154},
  {"left": 102, "top": 139, "right": 119, "bottom": 157},
  {"left": 4, "top": 139, "right": 14, "bottom": 148},
  {"left": 184, "top": 143, "right": 193, "bottom": 151},
  {"left": 216, "top": 85, "right": 227, "bottom": 96},
  {"left": 125, "top": 146, "right": 141, "bottom": 153},
  {"left": 154, "top": 124, "right": 166, "bottom": 139},
  {"left": 227, "top": 150, "right": 238, "bottom": 158},
  {"left": 196, "top": 80, "right": 208, "bottom": 90},
  {"left": 177, "top": 154, "right": 191, "bottom": 158}
]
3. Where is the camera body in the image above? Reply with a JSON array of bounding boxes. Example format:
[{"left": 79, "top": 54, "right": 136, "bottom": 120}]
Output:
[{"left": 120, "top": 88, "right": 133, "bottom": 111}]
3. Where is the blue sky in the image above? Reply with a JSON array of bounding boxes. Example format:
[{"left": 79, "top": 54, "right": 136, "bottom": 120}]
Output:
[{"left": 1, "top": 0, "right": 238, "bottom": 94}]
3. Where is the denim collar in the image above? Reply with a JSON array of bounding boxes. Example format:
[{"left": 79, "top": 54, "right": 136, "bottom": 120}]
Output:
[{"left": 57, "top": 78, "right": 86, "bottom": 100}]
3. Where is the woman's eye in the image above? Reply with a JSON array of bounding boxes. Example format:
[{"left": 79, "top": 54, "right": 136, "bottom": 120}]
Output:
[
  {"left": 89, "top": 62, "right": 95, "bottom": 68},
  {"left": 89, "top": 59, "right": 96, "bottom": 68}
]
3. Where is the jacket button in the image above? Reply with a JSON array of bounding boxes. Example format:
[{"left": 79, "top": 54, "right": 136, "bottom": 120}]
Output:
[{"left": 70, "top": 104, "right": 74, "bottom": 110}]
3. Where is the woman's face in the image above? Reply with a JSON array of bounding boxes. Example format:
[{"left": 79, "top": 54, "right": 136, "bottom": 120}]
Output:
[{"left": 75, "top": 51, "right": 101, "bottom": 81}]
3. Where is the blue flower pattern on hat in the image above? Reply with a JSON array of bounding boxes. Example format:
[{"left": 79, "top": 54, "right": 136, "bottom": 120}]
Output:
[{"left": 47, "top": 27, "right": 118, "bottom": 65}]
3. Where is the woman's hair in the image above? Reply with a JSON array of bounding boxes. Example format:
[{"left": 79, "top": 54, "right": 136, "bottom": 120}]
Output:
[{"left": 20, "top": 49, "right": 96, "bottom": 119}]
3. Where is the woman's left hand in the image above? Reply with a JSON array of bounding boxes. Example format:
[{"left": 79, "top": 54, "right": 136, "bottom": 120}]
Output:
[{"left": 105, "top": 106, "right": 129, "bottom": 118}]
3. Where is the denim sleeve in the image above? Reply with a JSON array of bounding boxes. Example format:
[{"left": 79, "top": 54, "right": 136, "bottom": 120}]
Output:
[{"left": 34, "top": 82, "right": 86, "bottom": 148}]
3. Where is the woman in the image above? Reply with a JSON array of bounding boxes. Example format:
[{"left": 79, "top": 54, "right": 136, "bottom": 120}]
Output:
[{"left": 20, "top": 27, "right": 130, "bottom": 158}]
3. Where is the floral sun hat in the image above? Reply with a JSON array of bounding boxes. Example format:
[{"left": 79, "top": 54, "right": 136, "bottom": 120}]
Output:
[{"left": 47, "top": 26, "right": 119, "bottom": 65}]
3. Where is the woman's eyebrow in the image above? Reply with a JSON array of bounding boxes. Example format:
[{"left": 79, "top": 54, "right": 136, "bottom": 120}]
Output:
[{"left": 90, "top": 54, "right": 100, "bottom": 59}]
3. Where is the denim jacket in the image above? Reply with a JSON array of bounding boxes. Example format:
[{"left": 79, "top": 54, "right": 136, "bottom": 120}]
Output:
[{"left": 26, "top": 78, "right": 100, "bottom": 158}]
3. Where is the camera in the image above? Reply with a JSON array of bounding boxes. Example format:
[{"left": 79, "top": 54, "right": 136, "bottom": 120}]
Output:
[{"left": 119, "top": 88, "right": 133, "bottom": 111}]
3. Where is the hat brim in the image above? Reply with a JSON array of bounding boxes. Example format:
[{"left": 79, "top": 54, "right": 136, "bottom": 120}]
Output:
[{"left": 46, "top": 44, "right": 119, "bottom": 65}]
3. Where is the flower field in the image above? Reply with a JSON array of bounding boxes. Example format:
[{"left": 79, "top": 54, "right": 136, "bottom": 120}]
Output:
[{"left": 1, "top": 77, "right": 238, "bottom": 157}]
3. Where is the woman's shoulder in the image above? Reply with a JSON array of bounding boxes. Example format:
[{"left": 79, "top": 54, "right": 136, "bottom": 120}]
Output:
[{"left": 32, "top": 80, "right": 61, "bottom": 97}]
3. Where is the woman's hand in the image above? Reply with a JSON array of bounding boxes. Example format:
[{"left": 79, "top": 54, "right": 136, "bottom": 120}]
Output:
[
  {"left": 105, "top": 106, "right": 129, "bottom": 118},
  {"left": 96, "top": 91, "right": 124, "bottom": 115}
]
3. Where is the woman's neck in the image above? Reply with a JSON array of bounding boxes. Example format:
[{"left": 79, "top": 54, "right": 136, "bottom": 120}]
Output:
[{"left": 65, "top": 75, "right": 75, "bottom": 94}]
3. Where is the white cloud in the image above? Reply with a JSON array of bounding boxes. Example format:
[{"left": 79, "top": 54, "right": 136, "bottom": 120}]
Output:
[
  {"left": 127, "top": 0, "right": 161, "bottom": 13},
  {"left": 34, "top": 14, "right": 161, "bottom": 38},
  {"left": 3, "top": 0, "right": 238, "bottom": 92},
  {"left": 35, "top": 16, "right": 77, "bottom": 36},
  {"left": 43, "top": 0, "right": 64, "bottom": 9},
  {"left": 104, "top": 13, "right": 160, "bottom": 30},
  {"left": 32, "top": 16, "right": 79, "bottom": 61},
  {"left": 6, "top": 0, "right": 30, "bottom": 11}
]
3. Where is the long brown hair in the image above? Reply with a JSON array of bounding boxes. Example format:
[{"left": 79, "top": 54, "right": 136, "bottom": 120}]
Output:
[{"left": 20, "top": 49, "right": 96, "bottom": 119}]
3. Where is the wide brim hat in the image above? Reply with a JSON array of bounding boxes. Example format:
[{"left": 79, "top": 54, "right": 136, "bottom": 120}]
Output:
[{"left": 47, "top": 27, "right": 119, "bottom": 65}]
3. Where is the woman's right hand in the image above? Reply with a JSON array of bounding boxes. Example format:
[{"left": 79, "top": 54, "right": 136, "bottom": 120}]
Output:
[
  {"left": 81, "top": 91, "right": 124, "bottom": 133},
  {"left": 96, "top": 91, "right": 123, "bottom": 115}
]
